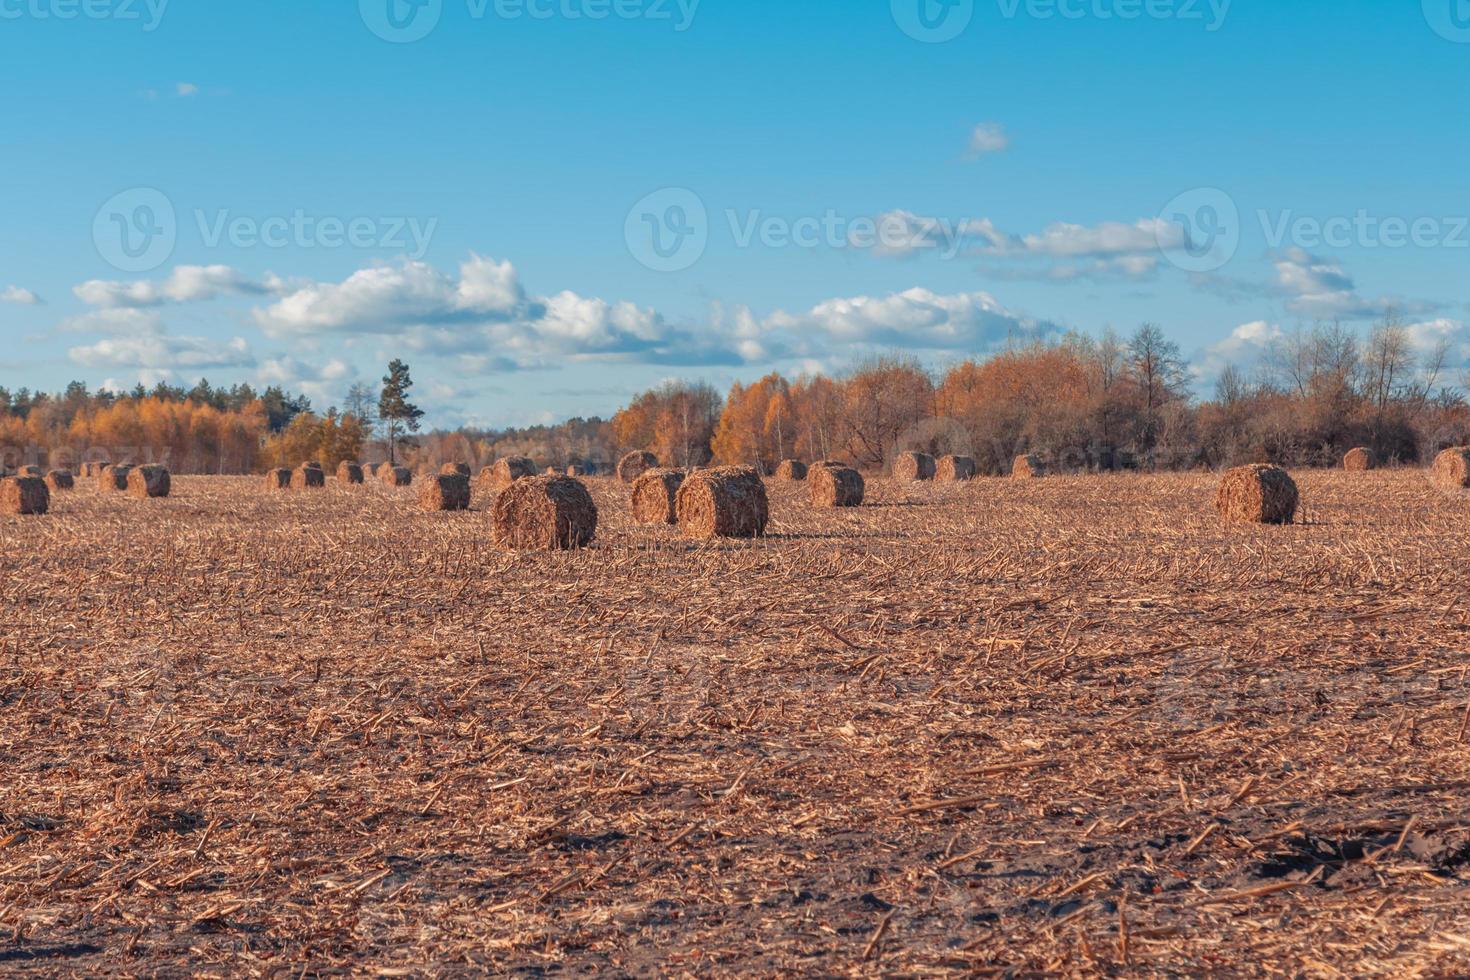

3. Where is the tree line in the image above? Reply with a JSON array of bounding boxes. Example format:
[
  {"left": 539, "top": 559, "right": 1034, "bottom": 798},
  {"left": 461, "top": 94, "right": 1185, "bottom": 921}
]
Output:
[{"left": 4, "top": 320, "right": 1466, "bottom": 475}]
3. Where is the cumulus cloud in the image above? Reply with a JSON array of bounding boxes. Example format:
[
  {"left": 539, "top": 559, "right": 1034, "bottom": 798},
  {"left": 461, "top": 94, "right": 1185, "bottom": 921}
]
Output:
[
  {"left": 176, "top": 82, "right": 199, "bottom": 97},
  {"left": 762, "top": 287, "right": 1058, "bottom": 355},
  {"left": 860, "top": 211, "right": 1176, "bottom": 281},
  {"left": 1272, "top": 248, "right": 1435, "bottom": 320},
  {"left": 967, "top": 122, "right": 1010, "bottom": 157},
  {"left": 253, "top": 254, "right": 529, "bottom": 335},
  {"left": 1, "top": 285, "right": 40, "bottom": 305},
  {"left": 69, "top": 334, "right": 254, "bottom": 378},
  {"left": 1194, "top": 320, "right": 1284, "bottom": 381},
  {"left": 74, "top": 265, "right": 275, "bottom": 309}
]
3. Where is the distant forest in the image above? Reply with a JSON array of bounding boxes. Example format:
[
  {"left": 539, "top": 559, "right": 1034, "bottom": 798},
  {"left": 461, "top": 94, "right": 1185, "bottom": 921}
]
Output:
[{"left": 4, "top": 319, "right": 1468, "bottom": 475}]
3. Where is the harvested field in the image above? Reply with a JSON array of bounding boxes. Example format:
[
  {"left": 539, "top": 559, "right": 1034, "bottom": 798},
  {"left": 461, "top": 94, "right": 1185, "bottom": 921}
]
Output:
[{"left": 4, "top": 470, "right": 1470, "bottom": 975}]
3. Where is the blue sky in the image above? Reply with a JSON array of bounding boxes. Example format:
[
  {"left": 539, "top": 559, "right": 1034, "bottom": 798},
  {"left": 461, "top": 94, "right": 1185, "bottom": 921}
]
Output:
[{"left": 3, "top": 0, "right": 1468, "bottom": 426}]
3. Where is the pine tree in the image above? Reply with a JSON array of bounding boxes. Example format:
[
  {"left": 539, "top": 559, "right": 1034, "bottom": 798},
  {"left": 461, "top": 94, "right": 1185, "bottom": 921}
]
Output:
[{"left": 378, "top": 359, "right": 425, "bottom": 465}]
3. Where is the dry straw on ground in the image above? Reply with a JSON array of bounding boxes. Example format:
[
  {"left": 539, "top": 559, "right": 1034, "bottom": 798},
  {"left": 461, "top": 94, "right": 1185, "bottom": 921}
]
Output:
[
  {"left": 291, "top": 465, "right": 326, "bottom": 490},
  {"left": 381, "top": 466, "right": 413, "bottom": 487},
  {"left": 617, "top": 450, "right": 659, "bottom": 484},
  {"left": 676, "top": 465, "right": 769, "bottom": 538},
  {"left": 809, "top": 464, "right": 864, "bottom": 508},
  {"left": 419, "top": 473, "right": 471, "bottom": 512},
  {"left": 0, "top": 475, "right": 48, "bottom": 515},
  {"left": 97, "top": 464, "right": 132, "bottom": 492},
  {"left": 441, "top": 462, "right": 472, "bottom": 477},
  {"left": 894, "top": 452, "right": 937, "bottom": 482},
  {"left": 128, "top": 465, "right": 171, "bottom": 499},
  {"left": 937, "top": 455, "right": 976, "bottom": 482},
  {"left": 1433, "top": 447, "right": 1470, "bottom": 489},
  {"left": 630, "top": 468, "right": 686, "bottom": 525},
  {"left": 774, "top": 459, "right": 808, "bottom": 481},
  {"left": 7, "top": 471, "right": 1470, "bottom": 975},
  {"left": 486, "top": 456, "right": 537, "bottom": 490},
  {"left": 45, "top": 469, "right": 75, "bottom": 492},
  {"left": 1013, "top": 454, "right": 1045, "bottom": 479},
  {"left": 491, "top": 475, "right": 597, "bottom": 550},
  {"left": 337, "top": 461, "right": 365, "bottom": 484},
  {"left": 1343, "top": 447, "right": 1375, "bottom": 471},
  {"left": 1215, "top": 463, "right": 1299, "bottom": 524}
]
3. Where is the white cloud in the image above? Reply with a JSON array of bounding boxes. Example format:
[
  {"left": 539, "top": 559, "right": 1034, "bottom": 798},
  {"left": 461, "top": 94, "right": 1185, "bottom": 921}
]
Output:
[
  {"left": 253, "top": 254, "right": 529, "bottom": 335},
  {"left": 59, "top": 307, "right": 167, "bottom": 335},
  {"left": 763, "top": 287, "right": 1057, "bottom": 354},
  {"left": 860, "top": 212, "right": 1176, "bottom": 281},
  {"left": 69, "top": 334, "right": 253, "bottom": 378},
  {"left": 74, "top": 265, "right": 274, "bottom": 309},
  {"left": 1271, "top": 248, "right": 1433, "bottom": 320},
  {"left": 967, "top": 122, "right": 1010, "bottom": 157},
  {"left": 1, "top": 286, "right": 40, "bottom": 305},
  {"left": 1018, "top": 219, "right": 1178, "bottom": 259},
  {"left": 1195, "top": 319, "right": 1284, "bottom": 380},
  {"left": 176, "top": 82, "right": 199, "bottom": 97}
]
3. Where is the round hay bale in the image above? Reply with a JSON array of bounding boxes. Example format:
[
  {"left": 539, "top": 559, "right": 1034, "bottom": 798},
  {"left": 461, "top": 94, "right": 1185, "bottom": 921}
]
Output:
[
  {"left": 266, "top": 468, "right": 292, "bottom": 490},
  {"left": 675, "top": 465, "right": 769, "bottom": 539},
  {"left": 1012, "top": 454, "right": 1045, "bottom": 479},
  {"left": 809, "top": 465, "right": 864, "bottom": 508},
  {"left": 1434, "top": 447, "right": 1470, "bottom": 489},
  {"left": 774, "top": 459, "right": 808, "bottom": 481},
  {"left": 441, "top": 462, "right": 472, "bottom": 477},
  {"left": 420, "top": 473, "right": 471, "bottom": 511},
  {"left": 491, "top": 476, "right": 598, "bottom": 550},
  {"left": 365, "top": 462, "right": 383, "bottom": 477},
  {"left": 1343, "top": 447, "right": 1375, "bottom": 471},
  {"left": 98, "top": 464, "right": 133, "bottom": 492},
  {"left": 617, "top": 450, "right": 659, "bottom": 484},
  {"left": 487, "top": 456, "right": 537, "bottom": 490},
  {"left": 937, "top": 455, "right": 977, "bottom": 482},
  {"left": 80, "top": 461, "right": 108, "bottom": 479},
  {"left": 303, "top": 460, "right": 323, "bottom": 472},
  {"left": 44, "top": 470, "right": 75, "bottom": 492},
  {"left": 291, "top": 465, "right": 326, "bottom": 490},
  {"left": 128, "top": 465, "right": 171, "bottom": 499},
  {"left": 15, "top": 465, "right": 43, "bottom": 478},
  {"left": 894, "top": 452, "right": 936, "bottom": 482},
  {"left": 337, "top": 461, "right": 365, "bottom": 484},
  {"left": 630, "top": 468, "right": 686, "bottom": 525},
  {"left": 565, "top": 465, "right": 581, "bottom": 478},
  {"left": 1216, "top": 464, "right": 1299, "bottom": 524},
  {"left": 1, "top": 476, "right": 48, "bottom": 516},
  {"left": 381, "top": 466, "right": 413, "bottom": 487}
]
